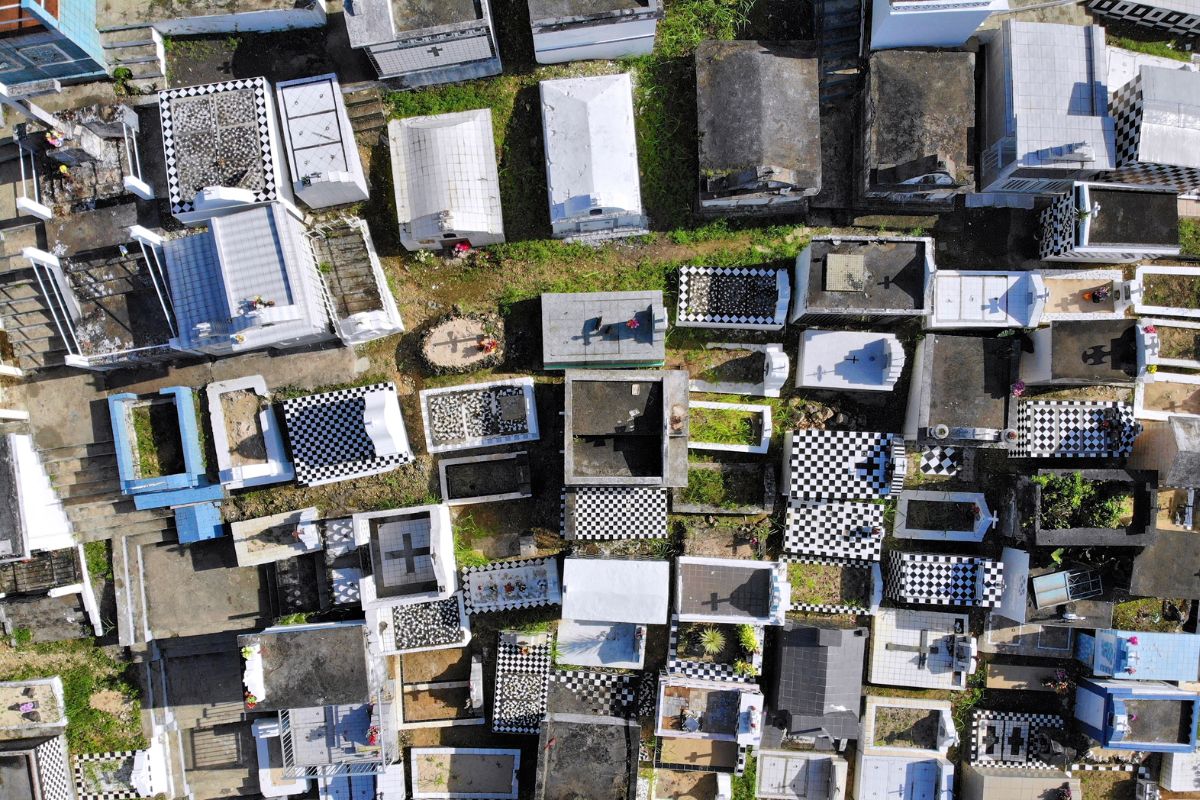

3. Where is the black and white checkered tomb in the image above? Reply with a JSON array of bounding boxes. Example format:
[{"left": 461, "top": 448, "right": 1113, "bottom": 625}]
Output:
[
  {"left": 784, "top": 499, "right": 885, "bottom": 561},
  {"left": 885, "top": 552, "right": 1004, "bottom": 608},
  {"left": 158, "top": 78, "right": 277, "bottom": 216},
  {"left": 1039, "top": 193, "right": 1079, "bottom": 260},
  {"left": 971, "top": 710, "right": 1066, "bottom": 768},
  {"left": 677, "top": 266, "right": 786, "bottom": 326},
  {"left": 1012, "top": 400, "right": 1141, "bottom": 459},
  {"left": 35, "top": 736, "right": 72, "bottom": 800},
  {"left": 74, "top": 751, "right": 140, "bottom": 800},
  {"left": 919, "top": 446, "right": 962, "bottom": 477},
  {"left": 493, "top": 639, "right": 551, "bottom": 734},
  {"left": 553, "top": 670, "right": 638, "bottom": 717},
  {"left": 391, "top": 595, "right": 467, "bottom": 651},
  {"left": 785, "top": 430, "right": 898, "bottom": 500},
  {"left": 282, "top": 382, "right": 413, "bottom": 485},
  {"left": 567, "top": 486, "right": 669, "bottom": 540},
  {"left": 1100, "top": 70, "right": 1200, "bottom": 195}
]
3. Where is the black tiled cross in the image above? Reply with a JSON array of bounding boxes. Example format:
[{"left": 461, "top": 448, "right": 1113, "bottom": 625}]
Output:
[{"left": 386, "top": 533, "right": 430, "bottom": 574}]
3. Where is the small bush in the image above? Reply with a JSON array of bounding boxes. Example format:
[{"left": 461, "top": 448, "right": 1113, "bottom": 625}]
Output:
[
  {"left": 732, "top": 659, "right": 758, "bottom": 677},
  {"left": 737, "top": 624, "right": 759, "bottom": 654},
  {"left": 1034, "top": 472, "right": 1131, "bottom": 530},
  {"left": 698, "top": 626, "right": 726, "bottom": 656}
]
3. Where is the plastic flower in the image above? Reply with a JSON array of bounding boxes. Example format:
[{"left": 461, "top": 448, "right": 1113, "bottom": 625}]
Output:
[
  {"left": 626, "top": 318, "right": 640, "bottom": 329},
  {"left": 1010, "top": 380, "right": 1026, "bottom": 397},
  {"left": 1143, "top": 325, "right": 1156, "bottom": 334}
]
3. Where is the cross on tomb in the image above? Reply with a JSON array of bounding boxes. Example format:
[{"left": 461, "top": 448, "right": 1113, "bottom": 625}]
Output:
[
  {"left": 982, "top": 724, "right": 1000, "bottom": 753},
  {"left": 706, "top": 592, "right": 725, "bottom": 612},
  {"left": 1006, "top": 724, "right": 1028, "bottom": 758},
  {"left": 428, "top": 46, "right": 444, "bottom": 57},
  {"left": 386, "top": 533, "right": 431, "bottom": 575}
]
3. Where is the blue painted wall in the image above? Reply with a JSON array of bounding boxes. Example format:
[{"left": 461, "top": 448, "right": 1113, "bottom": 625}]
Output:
[{"left": 0, "top": 0, "right": 106, "bottom": 86}]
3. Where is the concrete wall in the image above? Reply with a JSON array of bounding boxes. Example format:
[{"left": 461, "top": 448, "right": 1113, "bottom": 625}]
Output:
[
  {"left": 871, "top": 0, "right": 1001, "bottom": 50},
  {"left": 150, "top": 3, "right": 326, "bottom": 35}
]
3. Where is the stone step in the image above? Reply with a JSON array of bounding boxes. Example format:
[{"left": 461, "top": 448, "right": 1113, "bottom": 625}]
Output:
[
  {"left": 38, "top": 440, "right": 117, "bottom": 463},
  {"left": 45, "top": 452, "right": 118, "bottom": 478},
  {"left": 201, "top": 703, "right": 245, "bottom": 726},
  {"left": 107, "top": 42, "right": 160, "bottom": 66},
  {"left": 101, "top": 27, "right": 157, "bottom": 48},
  {"left": 74, "top": 514, "right": 175, "bottom": 544}
]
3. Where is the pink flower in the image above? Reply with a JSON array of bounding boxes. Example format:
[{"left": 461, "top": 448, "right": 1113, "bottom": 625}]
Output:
[
  {"left": 1128, "top": 636, "right": 1138, "bottom": 645},
  {"left": 1143, "top": 325, "right": 1156, "bottom": 334},
  {"left": 1011, "top": 380, "right": 1026, "bottom": 398},
  {"left": 626, "top": 318, "right": 640, "bottom": 329}
]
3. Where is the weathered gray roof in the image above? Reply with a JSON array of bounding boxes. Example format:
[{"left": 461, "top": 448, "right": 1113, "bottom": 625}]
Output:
[
  {"left": 863, "top": 50, "right": 974, "bottom": 185},
  {"left": 695, "top": 40, "right": 821, "bottom": 188},
  {"left": 528, "top": 0, "right": 651, "bottom": 21},
  {"left": 0, "top": 436, "right": 22, "bottom": 563},
  {"left": 772, "top": 624, "right": 867, "bottom": 741},
  {"left": 1166, "top": 416, "right": 1200, "bottom": 488},
  {"left": 242, "top": 624, "right": 370, "bottom": 711}
]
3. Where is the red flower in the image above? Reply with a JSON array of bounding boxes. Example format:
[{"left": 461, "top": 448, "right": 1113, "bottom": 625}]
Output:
[{"left": 626, "top": 318, "right": 640, "bottom": 329}]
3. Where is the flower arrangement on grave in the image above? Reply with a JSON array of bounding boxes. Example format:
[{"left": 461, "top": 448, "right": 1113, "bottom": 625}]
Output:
[
  {"left": 626, "top": 317, "right": 640, "bottom": 329},
  {"left": 479, "top": 337, "right": 499, "bottom": 354},
  {"left": 1011, "top": 380, "right": 1026, "bottom": 398},
  {"left": 366, "top": 725, "right": 379, "bottom": 746},
  {"left": 1143, "top": 325, "right": 1156, "bottom": 334},
  {"left": 244, "top": 692, "right": 258, "bottom": 709}
]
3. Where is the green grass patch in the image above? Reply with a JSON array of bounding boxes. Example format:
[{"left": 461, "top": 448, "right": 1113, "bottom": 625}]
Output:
[
  {"left": 1032, "top": 472, "right": 1133, "bottom": 530},
  {"left": 732, "top": 753, "right": 756, "bottom": 800},
  {"left": 1181, "top": 219, "right": 1200, "bottom": 257},
  {"left": 83, "top": 541, "right": 112, "bottom": 581},
  {"left": 679, "top": 467, "right": 734, "bottom": 508},
  {"left": 1110, "top": 36, "right": 1193, "bottom": 62},
  {"left": 0, "top": 639, "right": 146, "bottom": 753},
  {"left": 129, "top": 402, "right": 185, "bottom": 479},
  {"left": 690, "top": 405, "right": 759, "bottom": 445},
  {"left": 276, "top": 612, "right": 313, "bottom": 626},
  {"left": 453, "top": 511, "right": 492, "bottom": 569},
  {"left": 12, "top": 628, "right": 31, "bottom": 647},
  {"left": 1112, "top": 597, "right": 1187, "bottom": 632}
]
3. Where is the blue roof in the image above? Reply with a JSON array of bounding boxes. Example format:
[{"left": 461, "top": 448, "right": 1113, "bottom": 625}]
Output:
[{"left": 1089, "top": 630, "right": 1200, "bottom": 682}]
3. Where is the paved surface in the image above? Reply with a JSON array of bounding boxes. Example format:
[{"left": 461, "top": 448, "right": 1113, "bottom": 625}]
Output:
[
  {"left": 141, "top": 537, "right": 270, "bottom": 639},
  {"left": 13, "top": 345, "right": 367, "bottom": 448}
]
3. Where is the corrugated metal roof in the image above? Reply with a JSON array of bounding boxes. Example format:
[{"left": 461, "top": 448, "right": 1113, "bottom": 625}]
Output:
[{"left": 540, "top": 74, "right": 643, "bottom": 223}]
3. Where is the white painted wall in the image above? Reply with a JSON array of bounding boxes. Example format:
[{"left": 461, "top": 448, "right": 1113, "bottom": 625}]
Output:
[
  {"left": 150, "top": 3, "right": 326, "bottom": 35},
  {"left": 871, "top": 0, "right": 1005, "bottom": 50}
]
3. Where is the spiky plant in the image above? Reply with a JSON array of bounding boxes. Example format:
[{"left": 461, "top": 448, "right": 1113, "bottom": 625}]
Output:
[{"left": 699, "top": 626, "right": 726, "bottom": 656}]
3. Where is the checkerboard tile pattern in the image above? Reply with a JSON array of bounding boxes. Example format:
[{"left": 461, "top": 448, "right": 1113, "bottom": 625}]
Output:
[
  {"left": 666, "top": 616, "right": 761, "bottom": 684},
  {"left": 919, "top": 446, "right": 962, "bottom": 476},
  {"left": 567, "top": 486, "right": 668, "bottom": 540},
  {"left": 553, "top": 670, "right": 638, "bottom": 716},
  {"left": 1087, "top": 0, "right": 1200, "bottom": 38},
  {"left": 1039, "top": 193, "right": 1078, "bottom": 260},
  {"left": 493, "top": 639, "right": 551, "bottom": 734},
  {"left": 971, "top": 710, "right": 1065, "bottom": 767},
  {"left": 677, "top": 266, "right": 786, "bottom": 326},
  {"left": 36, "top": 736, "right": 72, "bottom": 800},
  {"left": 159, "top": 78, "right": 277, "bottom": 216},
  {"left": 784, "top": 499, "right": 885, "bottom": 562},
  {"left": 885, "top": 552, "right": 1004, "bottom": 608},
  {"left": 1013, "top": 400, "right": 1141, "bottom": 459},
  {"left": 1103, "top": 70, "right": 1200, "bottom": 195},
  {"left": 283, "top": 382, "right": 413, "bottom": 485},
  {"left": 74, "top": 751, "right": 140, "bottom": 800},
  {"left": 785, "top": 430, "right": 898, "bottom": 500}
]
